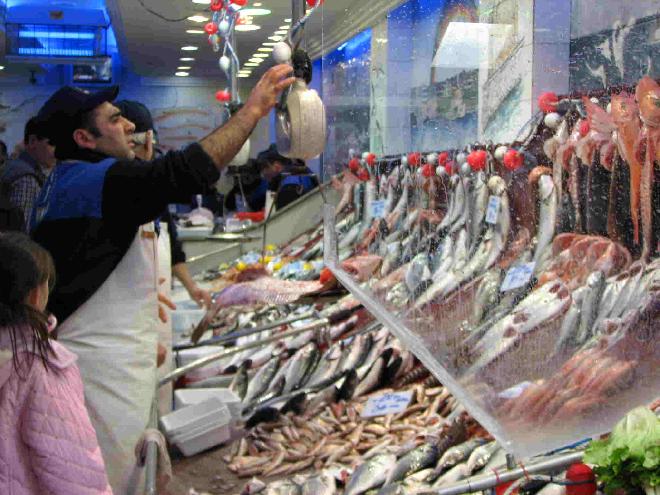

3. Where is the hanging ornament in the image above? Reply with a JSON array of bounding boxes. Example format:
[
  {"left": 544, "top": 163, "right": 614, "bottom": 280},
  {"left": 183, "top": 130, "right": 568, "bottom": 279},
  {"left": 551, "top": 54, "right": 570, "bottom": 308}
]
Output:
[
  {"left": 578, "top": 119, "right": 590, "bottom": 137},
  {"left": 494, "top": 145, "right": 508, "bottom": 162},
  {"left": 365, "top": 153, "right": 376, "bottom": 166},
  {"left": 306, "top": 0, "right": 324, "bottom": 6},
  {"left": 437, "top": 151, "right": 449, "bottom": 166},
  {"left": 204, "top": 22, "right": 218, "bottom": 35},
  {"left": 544, "top": 112, "right": 562, "bottom": 129},
  {"left": 503, "top": 149, "right": 524, "bottom": 171},
  {"left": 219, "top": 55, "right": 231, "bottom": 72},
  {"left": 230, "top": 0, "right": 247, "bottom": 6},
  {"left": 273, "top": 41, "right": 292, "bottom": 64},
  {"left": 421, "top": 164, "right": 435, "bottom": 178},
  {"left": 348, "top": 158, "right": 360, "bottom": 173},
  {"left": 401, "top": 155, "right": 408, "bottom": 166},
  {"left": 426, "top": 153, "right": 438, "bottom": 166},
  {"left": 436, "top": 164, "right": 448, "bottom": 177},
  {"left": 456, "top": 152, "right": 467, "bottom": 164},
  {"left": 467, "top": 150, "right": 487, "bottom": 171},
  {"left": 218, "top": 19, "right": 230, "bottom": 35},
  {"left": 210, "top": 0, "right": 224, "bottom": 11},
  {"left": 407, "top": 152, "right": 421, "bottom": 167},
  {"left": 209, "top": 34, "right": 221, "bottom": 52},
  {"left": 357, "top": 168, "right": 370, "bottom": 181},
  {"left": 538, "top": 92, "right": 559, "bottom": 113},
  {"left": 215, "top": 89, "right": 232, "bottom": 102},
  {"left": 445, "top": 161, "right": 455, "bottom": 175}
]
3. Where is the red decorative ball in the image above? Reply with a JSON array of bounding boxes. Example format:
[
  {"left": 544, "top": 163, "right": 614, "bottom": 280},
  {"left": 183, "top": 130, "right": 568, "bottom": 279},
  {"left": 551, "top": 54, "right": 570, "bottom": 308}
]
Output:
[
  {"left": 319, "top": 267, "right": 334, "bottom": 284},
  {"left": 204, "top": 22, "right": 218, "bottom": 35},
  {"left": 538, "top": 92, "right": 559, "bottom": 113},
  {"left": 579, "top": 119, "right": 590, "bottom": 137},
  {"left": 236, "top": 16, "right": 247, "bottom": 25},
  {"left": 468, "top": 150, "right": 487, "bottom": 171},
  {"left": 230, "top": 0, "right": 247, "bottom": 6},
  {"left": 407, "top": 152, "right": 421, "bottom": 167},
  {"left": 365, "top": 153, "right": 376, "bottom": 167},
  {"left": 438, "top": 151, "right": 449, "bottom": 165},
  {"left": 357, "top": 168, "right": 370, "bottom": 181},
  {"left": 348, "top": 158, "right": 360, "bottom": 173},
  {"left": 215, "top": 90, "right": 231, "bottom": 102},
  {"left": 421, "top": 164, "right": 435, "bottom": 178},
  {"left": 306, "top": 0, "right": 324, "bottom": 6},
  {"left": 503, "top": 149, "right": 524, "bottom": 171},
  {"left": 445, "top": 161, "right": 455, "bottom": 175},
  {"left": 210, "top": 0, "right": 224, "bottom": 11},
  {"left": 566, "top": 463, "right": 596, "bottom": 495}
]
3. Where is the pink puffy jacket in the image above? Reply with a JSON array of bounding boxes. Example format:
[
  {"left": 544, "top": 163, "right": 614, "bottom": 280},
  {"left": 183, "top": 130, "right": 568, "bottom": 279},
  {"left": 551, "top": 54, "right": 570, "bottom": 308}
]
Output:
[{"left": 0, "top": 329, "right": 113, "bottom": 494}]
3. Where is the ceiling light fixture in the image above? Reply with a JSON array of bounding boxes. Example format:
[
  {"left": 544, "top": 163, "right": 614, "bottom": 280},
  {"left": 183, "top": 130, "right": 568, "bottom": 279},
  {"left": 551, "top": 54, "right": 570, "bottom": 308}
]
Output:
[
  {"left": 253, "top": 53, "right": 269, "bottom": 57},
  {"left": 262, "top": 42, "right": 277, "bottom": 46},
  {"left": 248, "top": 58, "right": 263, "bottom": 63},
  {"left": 278, "top": 25, "right": 290, "bottom": 29},
  {"left": 177, "top": 66, "right": 192, "bottom": 70},
  {"left": 192, "top": 0, "right": 210, "bottom": 3},
  {"left": 180, "top": 57, "right": 195, "bottom": 61},
  {"left": 268, "top": 35, "right": 283, "bottom": 41},
  {"left": 238, "top": 74, "right": 250, "bottom": 78},
  {"left": 253, "top": 2, "right": 263, "bottom": 6},
  {"left": 0, "top": 66, "right": 4, "bottom": 70},
  {"left": 175, "top": 71, "right": 190, "bottom": 76},
  {"left": 274, "top": 30, "right": 287, "bottom": 35},
  {"left": 235, "top": 24, "right": 261, "bottom": 31},
  {"left": 239, "top": 8, "right": 271, "bottom": 16},
  {"left": 186, "top": 29, "right": 204, "bottom": 34},
  {"left": 187, "top": 15, "right": 209, "bottom": 22},
  {"left": 244, "top": 62, "right": 259, "bottom": 67},
  {"left": 181, "top": 46, "right": 198, "bottom": 51},
  {"left": 257, "top": 47, "right": 274, "bottom": 52},
  {"left": 284, "top": 18, "right": 292, "bottom": 22}
]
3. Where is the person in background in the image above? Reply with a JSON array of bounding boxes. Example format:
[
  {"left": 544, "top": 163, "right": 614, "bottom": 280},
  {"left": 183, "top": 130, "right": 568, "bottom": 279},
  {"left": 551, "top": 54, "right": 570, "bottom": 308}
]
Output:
[
  {"left": 224, "top": 158, "right": 269, "bottom": 212},
  {"left": 257, "top": 143, "right": 318, "bottom": 210},
  {"left": 0, "top": 139, "right": 7, "bottom": 173},
  {"left": 31, "top": 65, "right": 294, "bottom": 494},
  {"left": 0, "top": 118, "right": 57, "bottom": 231},
  {"left": 0, "top": 232, "right": 112, "bottom": 495}
]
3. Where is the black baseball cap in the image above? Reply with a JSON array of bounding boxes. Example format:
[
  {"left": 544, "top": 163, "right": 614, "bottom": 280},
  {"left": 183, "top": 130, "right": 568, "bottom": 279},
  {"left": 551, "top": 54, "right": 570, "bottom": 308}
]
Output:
[{"left": 115, "top": 100, "right": 154, "bottom": 133}]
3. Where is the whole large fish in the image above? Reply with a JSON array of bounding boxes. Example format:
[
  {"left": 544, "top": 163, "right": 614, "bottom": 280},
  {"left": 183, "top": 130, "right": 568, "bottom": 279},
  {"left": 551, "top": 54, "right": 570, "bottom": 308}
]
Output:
[
  {"left": 574, "top": 270, "right": 606, "bottom": 345},
  {"left": 345, "top": 454, "right": 397, "bottom": 495},
  {"left": 305, "top": 342, "right": 344, "bottom": 389},
  {"left": 384, "top": 443, "right": 440, "bottom": 485},
  {"left": 429, "top": 438, "right": 486, "bottom": 479},
  {"left": 338, "top": 333, "right": 373, "bottom": 374},
  {"left": 533, "top": 173, "right": 558, "bottom": 265},
  {"left": 300, "top": 472, "right": 336, "bottom": 495},
  {"left": 242, "top": 355, "right": 281, "bottom": 405},
  {"left": 431, "top": 462, "right": 470, "bottom": 488},
  {"left": 469, "top": 172, "right": 490, "bottom": 251},
  {"left": 465, "top": 441, "right": 500, "bottom": 474},
  {"left": 282, "top": 343, "right": 319, "bottom": 394}
]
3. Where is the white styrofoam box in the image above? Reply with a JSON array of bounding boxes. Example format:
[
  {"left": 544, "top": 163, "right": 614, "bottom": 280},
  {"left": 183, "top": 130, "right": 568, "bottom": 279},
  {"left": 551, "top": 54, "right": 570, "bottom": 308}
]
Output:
[
  {"left": 175, "top": 346, "right": 228, "bottom": 383},
  {"left": 160, "top": 397, "right": 226, "bottom": 438},
  {"left": 174, "top": 388, "right": 241, "bottom": 418},
  {"left": 171, "top": 309, "right": 205, "bottom": 335},
  {"left": 174, "top": 415, "right": 232, "bottom": 457}
]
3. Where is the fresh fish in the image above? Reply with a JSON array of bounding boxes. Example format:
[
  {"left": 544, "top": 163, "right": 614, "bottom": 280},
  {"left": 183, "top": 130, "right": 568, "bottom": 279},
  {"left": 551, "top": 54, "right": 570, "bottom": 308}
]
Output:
[
  {"left": 264, "top": 479, "right": 302, "bottom": 495},
  {"left": 469, "top": 172, "right": 490, "bottom": 251},
  {"left": 384, "top": 443, "right": 440, "bottom": 485},
  {"left": 405, "top": 253, "right": 433, "bottom": 295},
  {"left": 533, "top": 174, "right": 558, "bottom": 265},
  {"left": 375, "top": 483, "right": 405, "bottom": 495},
  {"left": 305, "top": 342, "right": 344, "bottom": 389},
  {"left": 282, "top": 343, "right": 320, "bottom": 393},
  {"left": 242, "top": 355, "right": 281, "bottom": 405},
  {"left": 471, "top": 269, "right": 502, "bottom": 324},
  {"left": 574, "top": 270, "right": 606, "bottom": 345},
  {"left": 431, "top": 438, "right": 486, "bottom": 475},
  {"left": 338, "top": 333, "right": 373, "bottom": 374},
  {"left": 465, "top": 441, "right": 500, "bottom": 474},
  {"left": 439, "top": 176, "right": 460, "bottom": 230},
  {"left": 431, "top": 462, "right": 469, "bottom": 488},
  {"left": 449, "top": 177, "right": 469, "bottom": 234},
  {"left": 301, "top": 472, "right": 336, "bottom": 495},
  {"left": 553, "top": 285, "right": 586, "bottom": 355},
  {"left": 357, "top": 327, "right": 389, "bottom": 376},
  {"left": 381, "top": 241, "right": 402, "bottom": 277},
  {"left": 230, "top": 360, "right": 251, "bottom": 400},
  {"left": 344, "top": 454, "right": 397, "bottom": 495}
]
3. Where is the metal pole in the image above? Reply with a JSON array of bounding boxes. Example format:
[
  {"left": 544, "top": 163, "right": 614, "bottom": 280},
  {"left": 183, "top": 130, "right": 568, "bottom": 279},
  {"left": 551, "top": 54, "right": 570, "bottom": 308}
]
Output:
[
  {"left": 144, "top": 398, "right": 159, "bottom": 495},
  {"left": 292, "top": 0, "right": 306, "bottom": 49},
  {"left": 418, "top": 451, "right": 584, "bottom": 495},
  {"left": 229, "top": 27, "right": 238, "bottom": 104}
]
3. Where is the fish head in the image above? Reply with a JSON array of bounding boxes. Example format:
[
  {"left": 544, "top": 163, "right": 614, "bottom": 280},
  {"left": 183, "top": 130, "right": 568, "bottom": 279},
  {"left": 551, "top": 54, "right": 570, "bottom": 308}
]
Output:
[
  {"left": 636, "top": 75, "right": 660, "bottom": 126},
  {"left": 611, "top": 93, "right": 639, "bottom": 125}
]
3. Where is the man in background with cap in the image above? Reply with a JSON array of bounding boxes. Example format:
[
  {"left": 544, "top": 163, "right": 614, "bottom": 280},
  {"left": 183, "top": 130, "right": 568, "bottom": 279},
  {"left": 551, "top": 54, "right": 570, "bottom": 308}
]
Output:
[
  {"left": 30, "top": 65, "right": 294, "bottom": 494},
  {"left": 0, "top": 117, "right": 56, "bottom": 231}
]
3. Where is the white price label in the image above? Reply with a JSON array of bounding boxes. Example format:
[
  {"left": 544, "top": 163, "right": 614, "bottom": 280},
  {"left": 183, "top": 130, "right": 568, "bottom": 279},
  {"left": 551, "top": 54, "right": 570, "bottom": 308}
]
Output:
[
  {"left": 362, "top": 391, "right": 413, "bottom": 417},
  {"left": 500, "top": 262, "right": 536, "bottom": 292},
  {"left": 387, "top": 242, "right": 399, "bottom": 256},
  {"left": 486, "top": 195, "right": 501, "bottom": 224},
  {"left": 370, "top": 199, "right": 387, "bottom": 219}
]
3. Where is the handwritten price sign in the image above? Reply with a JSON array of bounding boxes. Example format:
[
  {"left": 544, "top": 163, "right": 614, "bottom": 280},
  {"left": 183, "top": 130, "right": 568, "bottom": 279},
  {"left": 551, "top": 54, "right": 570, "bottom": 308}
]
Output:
[
  {"left": 362, "top": 391, "right": 413, "bottom": 417},
  {"left": 486, "top": 195, "right": 501, "bottom": 224},
  {"left": 500, "top": 262, "right": 536, "bottom": 292},
  {"left": 370, "top": 200, "right": 387, "bottom": 219}
]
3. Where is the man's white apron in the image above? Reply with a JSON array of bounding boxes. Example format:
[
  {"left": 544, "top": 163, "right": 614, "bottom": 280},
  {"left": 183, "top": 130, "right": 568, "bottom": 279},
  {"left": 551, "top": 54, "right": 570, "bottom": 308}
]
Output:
[
  {"left": 57, "top": 224, "right": 159, "bottom": 495},
  {"left": 156, "top": 221, "right": 173, "bottom": 416}
]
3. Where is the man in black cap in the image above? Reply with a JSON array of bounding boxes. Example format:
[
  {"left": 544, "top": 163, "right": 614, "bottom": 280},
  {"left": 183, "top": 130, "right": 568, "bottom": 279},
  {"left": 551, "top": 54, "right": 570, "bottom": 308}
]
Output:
[
  {"left": 0, "top": 117, "right": 56, "bottom": 230},
  {"left": 30, "top": 65, "right": 294, "bottom": 494}
]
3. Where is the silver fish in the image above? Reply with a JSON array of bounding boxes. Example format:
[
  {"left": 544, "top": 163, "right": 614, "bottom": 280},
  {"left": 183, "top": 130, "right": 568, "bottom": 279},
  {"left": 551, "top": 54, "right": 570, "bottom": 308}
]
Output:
[
  {"left": 465, "top": 441, "right": 500, "bottom": 474},
  {"left": 305, "top": 342, "right": 343, "bottom": 389},
  {"left": 338, "top": 333, "right": 373, "bottom": 374},
  {"left": 469, "top": 172, "right": 490, "bottom": 251},
  {"left": 282, "top": 343, "right": 319, "bottom": 393},
  {"left": 265, "top": 479, "right": 302, "bottom": 495},
  {"left": 574, "top": 270, "right": 606, "bottom": 345},
  {"left": 242, "top": 355, "right": 281, "bottom": 405},
  {"left": 381, "top": 241, "right": 402, "bottom": 277},
  {"left": 533, "top": 174, "right": 558, "bottom": 265},
  {"left": 439, "top": 176, "right": 460, "bottom": 230},
  {"left": 345, "top": 454, "right": 397, "bottom": 495},
  {"left": 471, "top": 269, "right": 502, "bottom": 324},
  {"left": 384, "top": 444, "right": 440, "bottom": 485},
  {"left": 301, "top": 472, "right": 336, "bottom": 495},
  {"left": 553, "top": 286, "right": 586, "bottom": 355},
  {"left": 431, "top": 462, "right": 469, "bottom": 488},
  {"left": 432, "top": 439, "right": 486, "bottom": 475},
  {"left": 450, "top": 176, "right": 471, "bottom": 237}
]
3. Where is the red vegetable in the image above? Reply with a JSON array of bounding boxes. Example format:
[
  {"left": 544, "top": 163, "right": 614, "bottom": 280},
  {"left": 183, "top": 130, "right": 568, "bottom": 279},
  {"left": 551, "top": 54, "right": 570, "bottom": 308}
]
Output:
[
  {"left": 204, "top": 22, "right": 218, "bottom": 35},
  {"left": 539, "top": 91, "right": 559, "bottom": 113}
]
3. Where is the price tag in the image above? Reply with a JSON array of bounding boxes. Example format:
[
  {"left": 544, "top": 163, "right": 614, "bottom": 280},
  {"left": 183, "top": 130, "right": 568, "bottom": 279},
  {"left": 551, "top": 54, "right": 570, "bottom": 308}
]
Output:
[
  {"left": 387, "top": 242, "right": 399, "bottom": 256},
  {"left": 362, "top": 391, "right": 413, "bottom": 417},
  {"left": 370, "top": 199, "right": 387, "bottom": 219},
  {"left": 500, "top": 262, "right": 536, "bottom": 292},
  {"left": 226, "top": 218, "right": 242, "bottom": 232},
  {"left": 486, "top": 195, "right": 501, "bottom": 224}
]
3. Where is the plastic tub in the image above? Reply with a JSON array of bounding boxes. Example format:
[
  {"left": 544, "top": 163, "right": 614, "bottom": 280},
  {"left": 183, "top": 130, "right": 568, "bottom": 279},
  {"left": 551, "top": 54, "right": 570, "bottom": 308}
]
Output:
[
  {"left": 174, "top": 388, "right": 241, "bottom": 418},
  {"left": 171, "top": 404, "right": 232, "bottom": 457},
  {"left": 159, "top": 397, "right": 226, "bottom": 438}
]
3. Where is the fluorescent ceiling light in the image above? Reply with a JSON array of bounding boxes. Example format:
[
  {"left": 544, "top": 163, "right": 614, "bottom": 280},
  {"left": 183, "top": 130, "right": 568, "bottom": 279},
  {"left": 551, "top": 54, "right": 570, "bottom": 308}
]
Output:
[
  {"left": 274, "top": 30, "right": 287, "bottom": 35},
  {"left": 186, "top": 29, "right": 204, "bottom": 34},
  {"left": 240, "top": 8, "right": 271, "bottom": 16},
  {"left": 238, "top": 74, "right": 250, "bottom": 78},
  {"left": 192, "top": 0, "right": 210, "bottom": 3},
  {"left": 262, "top": 42, "right": 277, "bottom": 46},
  {"left": 0, "top": 66, "right": 4, "bottom": 70},
  {"left": 235, "top": 25, "right": 261, "bottom": 31},
  {"left": 177, "top": 66, "right": 192, "bottom": 70},
  {"left": 268, "top": 35, "right": 283, "bottom": 41},
  {"left": 253, "top": 2, "right": 262, "bottom": 6},
  {"left": 187, "top": 15, "right": 209, "bottom": 22},
  {"left": 248, "top": 58, "right": 264, "bottom": 63},
  {"left": 284, "top": 18, "right": 292, "bottom": 22},
  {"left": 244, "top": 62, "right": 259, "bottom": 67},
  {"left": 257, "top": 47, "right": 273, "bottom": 52},
  {"left": 175, "top": 72, "right": 190, "bottom": 76},
  {"left": 278, "top": 25, "right": 290, "bottom": 30},
  {"left": 181, "top": 46, "right": 198, "bottom": 51},
  {"left": 253, "top": 53, "right": 269, "bottom": 58},
  {"left": 19, "top": 31, "right": 95, "bottom": 39},
  {"left": 180, "top": 57, "right": 195, "bottom": 61}
]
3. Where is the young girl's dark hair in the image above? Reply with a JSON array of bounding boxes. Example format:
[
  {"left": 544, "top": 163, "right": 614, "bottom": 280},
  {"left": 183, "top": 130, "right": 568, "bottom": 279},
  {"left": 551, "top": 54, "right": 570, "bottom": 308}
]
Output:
[{"left": 0, "top": 232, "right": 56, "bottom": 372}]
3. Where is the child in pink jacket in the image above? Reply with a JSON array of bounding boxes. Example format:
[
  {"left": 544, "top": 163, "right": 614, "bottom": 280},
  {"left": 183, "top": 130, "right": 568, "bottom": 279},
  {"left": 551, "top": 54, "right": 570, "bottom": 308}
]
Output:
[{"left": 0, "top": 232, "right": 113, "bottom": 495}]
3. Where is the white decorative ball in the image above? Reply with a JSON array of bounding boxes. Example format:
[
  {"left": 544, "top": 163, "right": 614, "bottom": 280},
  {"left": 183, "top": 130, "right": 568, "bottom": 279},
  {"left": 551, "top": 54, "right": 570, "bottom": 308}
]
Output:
[
  {"left": 401, "top": 155, "right": 408, "bottom": 166},
  {"left": 426, "top": 153, "right": 438, "bottom": 165},
  {"left": 348, "top": 148, "right": 356, "bottom": 158},
  {"left": 456, "top": 152, "right": 467, "bottom": 164},
  {"left": 436, "top": 165, "right": 447, "bottom": 176},
  {"left": 219, "top": 56, "right": 231, "bottom": 72},
  {"left": 362, "top": 151, "right": 370, "bottom": 160},
  {"left": 494, "top": 145, "right": 508, "bottom": 161},
  {"left": 544, "top": 112, "right": 562, "bottom": 129},
  {"left": 606, "top": 102, "right": 612, "bottom": 114},
  {"left": 273, "top": 41, "right": 292, "bottom": 64},
  {"left": 460, "top": 162, "right": 472, "bottom": 175}
]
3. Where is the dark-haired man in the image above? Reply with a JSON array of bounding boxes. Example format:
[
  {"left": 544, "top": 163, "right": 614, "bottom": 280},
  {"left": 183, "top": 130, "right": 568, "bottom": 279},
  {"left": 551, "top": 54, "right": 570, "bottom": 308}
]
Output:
[
  {"left": 30, "top": 65, "right": 294, "bottom": 494},
  {"left": 0, "top": 118, "right": 56, "bottom": 230}
]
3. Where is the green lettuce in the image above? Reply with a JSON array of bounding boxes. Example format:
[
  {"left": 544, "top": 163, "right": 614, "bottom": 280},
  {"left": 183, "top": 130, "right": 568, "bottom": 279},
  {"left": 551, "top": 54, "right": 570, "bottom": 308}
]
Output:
[{"left": 584, "top": 407, "right": 660, "bottom": 494}]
